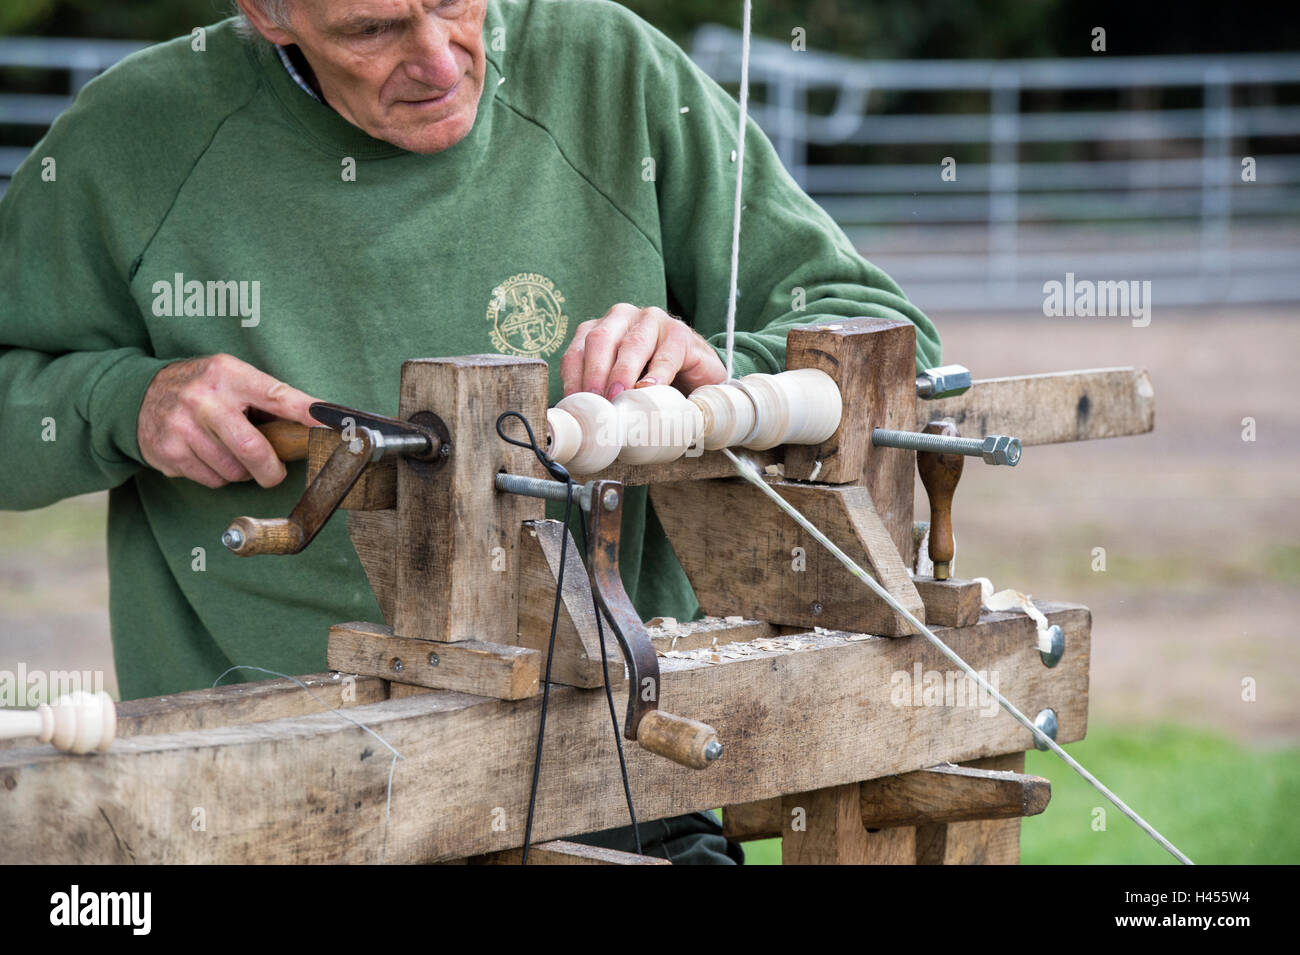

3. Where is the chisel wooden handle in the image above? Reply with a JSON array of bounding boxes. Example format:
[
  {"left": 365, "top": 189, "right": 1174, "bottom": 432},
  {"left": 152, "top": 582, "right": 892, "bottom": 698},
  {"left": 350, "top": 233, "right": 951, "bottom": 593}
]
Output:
[
  {"left": 256, "top": 419, "right": 310, "bottom": 462},
  {"left": 636, "top": 711, "right": 722, "bottom": 770},
  {"left": 917, "top": 419, "right": 963, "bottom": 580}
]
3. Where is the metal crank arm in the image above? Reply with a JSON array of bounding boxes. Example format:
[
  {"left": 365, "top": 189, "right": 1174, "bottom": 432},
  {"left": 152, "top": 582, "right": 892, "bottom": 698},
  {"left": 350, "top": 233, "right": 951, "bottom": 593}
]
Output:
[
  {"left": 223, "top": 401, "right": 448, "bottom": 557},
  {"left": 223, "top": 428, "right": 378, "bottom": 556},
  {"left": 586, "top": 480, "right": 723, "bottom": 770}
]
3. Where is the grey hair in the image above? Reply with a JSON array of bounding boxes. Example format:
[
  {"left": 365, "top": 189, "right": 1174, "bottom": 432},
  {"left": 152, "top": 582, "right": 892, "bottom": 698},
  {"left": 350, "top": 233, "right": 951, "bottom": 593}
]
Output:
[{"left": 233, "top": 0, "right": 294, "bottom": 38}]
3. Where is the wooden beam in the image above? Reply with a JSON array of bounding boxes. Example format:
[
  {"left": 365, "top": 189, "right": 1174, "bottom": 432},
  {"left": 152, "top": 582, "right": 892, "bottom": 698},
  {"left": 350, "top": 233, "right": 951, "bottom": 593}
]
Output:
[
  {"left": 0, "top": 605, "right": 1088, "bottom": 863},
  {"left": 916, "top": 367, "right": 1154, "bottom": 446},
  {"left": 722, "top": 797, "right": 783, "bottom": 842},
  {"left": 115, "top": 673, "right": 389, "bottom": 738},
  {"left": 859, "top": 762, "right": 1049, "bottom": 828},
  {"left": 346, "top": 509, "right": 398, "bottom": 627},
  {"left": 328, "top": 622, "right": 539, "bottom": 700},
  {"left": 782, "top": 784, "right": 915, "bottom": 865},
  {"left": 468, "top": 840, "right": 671, "bottom": 865},
  {"left": 652, "top": 479, "right": 923, "bottom": 635},
  {"left": 394, "top": 355, "right": 547, "bottom": 643},
  {"left": 649, "top": 616, "right": 776, "bottom": 653},
  {"left": 515, "top": 520, "right": 622, "bottom": 689},
  {"left": 914, "top": 754, "right": 1028, "bottom": 864},
  {"left": 722, "top": 758, "right": 1049, "bottom": 839},
  {"left": 913, "top": 577, "right": 982, "bottom": 628},
  {"left": 785, "top": 318, "right": 919, "bottom": 566}
]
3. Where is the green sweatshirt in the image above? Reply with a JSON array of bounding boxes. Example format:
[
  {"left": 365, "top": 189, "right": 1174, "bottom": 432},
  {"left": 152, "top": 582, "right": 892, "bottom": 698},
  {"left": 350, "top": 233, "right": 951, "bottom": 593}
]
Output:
[{"left": 0, "top": 1, "right": 940, "bottom": 700}]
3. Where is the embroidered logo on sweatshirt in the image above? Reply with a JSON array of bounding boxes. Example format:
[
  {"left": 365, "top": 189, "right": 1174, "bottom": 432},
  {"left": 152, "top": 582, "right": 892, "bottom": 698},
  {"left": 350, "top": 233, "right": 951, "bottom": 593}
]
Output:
[{"left": 487, "top": 273, "right": 569, "bottom": 358}]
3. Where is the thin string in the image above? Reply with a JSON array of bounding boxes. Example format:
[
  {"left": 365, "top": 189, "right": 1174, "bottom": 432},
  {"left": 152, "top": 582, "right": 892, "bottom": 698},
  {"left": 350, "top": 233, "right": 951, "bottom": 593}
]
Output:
[
  {"left": 723, "top": 0, "right": 753, "bottom": 381},
  {"left": 721, "top": 449, "right": 1195, "bottom": 866},
  {"left": 210, "top": 665, "right": 404, "bottom": 865}
]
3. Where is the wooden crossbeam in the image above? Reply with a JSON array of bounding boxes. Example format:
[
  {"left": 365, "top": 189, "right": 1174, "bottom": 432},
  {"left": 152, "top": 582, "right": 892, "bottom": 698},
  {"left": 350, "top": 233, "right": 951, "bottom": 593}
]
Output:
[
  {"left": 0, "top": 605, "right": 1088, "bottom": 863},
  {"left": 652, "top": 479, "right": 924, "bottom": 635},
  {"left": 723, "top": 760, "right": 1049, "bottom": 840},
  {"left": 917, "top": 367, "right": 1154, "bottom": 445}
]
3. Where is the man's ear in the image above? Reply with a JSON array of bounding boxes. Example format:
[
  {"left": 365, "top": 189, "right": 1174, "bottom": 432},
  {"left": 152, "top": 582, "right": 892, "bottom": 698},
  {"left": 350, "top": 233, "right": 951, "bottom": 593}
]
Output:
[{"left": 235, "top": 0, "right": 297, "bottom": 47}]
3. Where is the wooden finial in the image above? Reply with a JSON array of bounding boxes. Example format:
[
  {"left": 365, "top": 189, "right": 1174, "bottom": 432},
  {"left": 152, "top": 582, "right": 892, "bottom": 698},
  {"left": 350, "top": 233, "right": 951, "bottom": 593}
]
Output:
[
  {"left": 917, "top": 419, "right": 963, "bottom": 580},
  {"left": 0, "top": 690, "right": 116, "bottom": 754}
]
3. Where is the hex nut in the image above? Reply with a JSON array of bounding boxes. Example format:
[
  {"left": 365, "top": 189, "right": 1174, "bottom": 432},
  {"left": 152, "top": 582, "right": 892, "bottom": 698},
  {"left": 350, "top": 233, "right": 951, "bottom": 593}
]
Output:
[{"left": 981, "top": 434, "right": 1022, "bottom": 466}]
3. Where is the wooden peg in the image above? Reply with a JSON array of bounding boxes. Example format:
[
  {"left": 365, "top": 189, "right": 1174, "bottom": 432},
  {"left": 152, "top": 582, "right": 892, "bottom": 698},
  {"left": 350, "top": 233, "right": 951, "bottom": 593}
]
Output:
[
  {"left": 0, "top": 691, "right": 116, "bottom": 754},
  {"left": 917, "top": 420, "right": 963, "bottom": 580}
]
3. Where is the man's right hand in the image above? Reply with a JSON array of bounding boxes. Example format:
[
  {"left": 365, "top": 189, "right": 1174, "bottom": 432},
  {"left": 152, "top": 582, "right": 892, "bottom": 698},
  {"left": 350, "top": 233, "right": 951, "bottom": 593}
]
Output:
[{"left": 137, "top": 354, "right": 321, "bottom": 489}]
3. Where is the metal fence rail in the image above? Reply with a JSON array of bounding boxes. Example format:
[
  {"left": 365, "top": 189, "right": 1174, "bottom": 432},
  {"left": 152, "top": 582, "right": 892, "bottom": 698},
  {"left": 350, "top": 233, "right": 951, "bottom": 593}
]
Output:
[
  {"left": 3, "top": 31, "right": 1298, "bottom": 310},
  {"left": 690, "top": 26, "right": 1300, "bottom": 309}
]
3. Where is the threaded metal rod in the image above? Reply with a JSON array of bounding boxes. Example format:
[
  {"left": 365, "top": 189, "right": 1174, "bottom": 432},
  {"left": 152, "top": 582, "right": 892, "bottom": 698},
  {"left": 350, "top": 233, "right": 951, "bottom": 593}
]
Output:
[
  {"left": 495, "top": 472, "right": 596, "bottom": 510},
  {"left": 871, "top": 428, "right": 1022, "bottom": 466}
]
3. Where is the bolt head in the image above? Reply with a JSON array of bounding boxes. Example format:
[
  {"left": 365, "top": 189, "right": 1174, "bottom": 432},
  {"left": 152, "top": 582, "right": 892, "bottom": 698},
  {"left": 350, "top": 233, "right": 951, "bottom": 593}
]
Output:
[
  {"left": 1033, "top": 708, "right": 1058, "bottom": 750},
  {"left": 918, "top": 364, "right": 972, "bottom": 400},
  {"left": 391, "top": 658, "right": 404, "bottom": 673},
  {"left": 428, "top": 653, "right": 439, "bottom": 667},
  {"left": 602, "top": 488, "right": 619, "bottom": 511},
  {"left": 981, "top": 434, "right": 1021, "bottom": 466},
  {"left": 704, "top": 740, "right": 724, "bottom": 762},
  {"left": 439, "top": 443, "right": 451, "bottom": 458},
  {"left": 1039, "top": 625, "right": 1065, "bottom": 668},
  {"left": 811, "top": 601, "right": 823, "bottom": 615},
  {"left": 222, "top": 528, "right": 244, "bottom": 550}
]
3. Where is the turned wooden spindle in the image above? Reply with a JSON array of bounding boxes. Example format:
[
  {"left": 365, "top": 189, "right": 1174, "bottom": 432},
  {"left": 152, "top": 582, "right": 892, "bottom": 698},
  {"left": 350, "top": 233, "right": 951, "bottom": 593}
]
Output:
[
  {"left": 545, "top": 368, "right": 842, "bottom": 472},
  {"left": 0, "top": 690, "right": 116, "bottom": 754},
  {"left": 916, "top": 419, "right": 963, "bottom": 580}
]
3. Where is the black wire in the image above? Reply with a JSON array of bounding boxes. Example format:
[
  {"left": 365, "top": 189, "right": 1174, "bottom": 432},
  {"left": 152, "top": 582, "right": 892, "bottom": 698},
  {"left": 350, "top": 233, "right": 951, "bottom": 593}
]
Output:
[
  {"left": 497, "top": 411, "right": 640, "bottom": 862},
  {"left": 520, "top": 474, "right": 570, "bottom": 866}
]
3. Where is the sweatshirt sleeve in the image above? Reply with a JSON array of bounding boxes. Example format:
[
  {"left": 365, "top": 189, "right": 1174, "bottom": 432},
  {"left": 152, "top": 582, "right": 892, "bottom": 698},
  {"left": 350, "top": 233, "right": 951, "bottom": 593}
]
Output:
[
  {"left": 643, "top": 29, "right": 942, "bottom": 377},
  {"left": 0, "top": 97, "right": 173, "bottom": 511}
]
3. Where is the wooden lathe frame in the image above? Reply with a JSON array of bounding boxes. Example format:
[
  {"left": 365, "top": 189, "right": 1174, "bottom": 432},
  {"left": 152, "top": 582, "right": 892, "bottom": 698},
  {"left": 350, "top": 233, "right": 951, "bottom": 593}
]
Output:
[{"left": 0, "top": 318, "right": 1153, "bottom": 865}]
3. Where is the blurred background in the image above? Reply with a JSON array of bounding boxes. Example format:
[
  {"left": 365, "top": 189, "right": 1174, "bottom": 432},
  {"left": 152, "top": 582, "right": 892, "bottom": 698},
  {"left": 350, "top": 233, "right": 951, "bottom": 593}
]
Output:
[{"left": 2, "top": 1, "right": 1297, "bottom": 864}]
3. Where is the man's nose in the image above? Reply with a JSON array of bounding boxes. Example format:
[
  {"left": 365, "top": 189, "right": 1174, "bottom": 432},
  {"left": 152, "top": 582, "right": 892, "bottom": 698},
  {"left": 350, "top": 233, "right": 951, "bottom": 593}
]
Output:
[{"left": 404, "top": 16, "right": 461, "bottom": 90}]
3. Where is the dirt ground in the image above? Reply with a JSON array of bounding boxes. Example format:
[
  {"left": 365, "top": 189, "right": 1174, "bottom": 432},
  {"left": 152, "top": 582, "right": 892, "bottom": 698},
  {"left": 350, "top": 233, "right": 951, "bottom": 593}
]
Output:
[{"left": 1, "top": 306, "right": 1296, "bottom": 745}]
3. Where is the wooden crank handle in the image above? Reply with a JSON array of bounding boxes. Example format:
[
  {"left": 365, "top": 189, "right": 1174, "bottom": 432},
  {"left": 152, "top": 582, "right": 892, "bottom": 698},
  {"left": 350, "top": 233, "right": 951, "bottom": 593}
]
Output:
[
  {"left": 256, "top": 419, "right": 311, "bottom": 462},
  {"left": 222, "top": 516, "right": 303, "bottom": 556},
  {"left": 636, "top": 711, "right": 722, "bottom": 770},
  {"left": 916, "top": 419, "right": 963, "bottom": 580}
]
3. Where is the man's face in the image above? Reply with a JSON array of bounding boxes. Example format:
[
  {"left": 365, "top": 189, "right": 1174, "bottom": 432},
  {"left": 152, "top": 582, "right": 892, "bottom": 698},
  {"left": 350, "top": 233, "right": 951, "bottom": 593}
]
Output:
[{"left": 257, "top": 0, "right": 488, "bottom": 154}]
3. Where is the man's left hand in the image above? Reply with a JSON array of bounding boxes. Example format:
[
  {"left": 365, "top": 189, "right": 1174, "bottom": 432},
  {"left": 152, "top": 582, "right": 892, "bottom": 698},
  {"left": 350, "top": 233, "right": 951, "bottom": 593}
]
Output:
[{"left": 560, "top": 304, "right": 726, "bottom": 399}]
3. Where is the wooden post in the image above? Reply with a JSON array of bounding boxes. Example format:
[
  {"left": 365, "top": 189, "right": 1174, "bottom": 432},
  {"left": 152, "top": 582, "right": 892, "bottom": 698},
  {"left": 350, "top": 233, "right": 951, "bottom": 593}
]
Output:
[
  {"left": 394, "top": 355, "right": 548, "bottom": 644},
  {"left": 785, "top": 318, "right": 918, "bottom": 563}
]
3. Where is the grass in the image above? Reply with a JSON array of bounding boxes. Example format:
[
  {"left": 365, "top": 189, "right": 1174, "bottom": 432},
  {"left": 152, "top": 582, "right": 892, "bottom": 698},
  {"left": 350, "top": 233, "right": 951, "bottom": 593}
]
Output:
[{"left": 734, "top": 723, "right": 1300, "bottom": 865}]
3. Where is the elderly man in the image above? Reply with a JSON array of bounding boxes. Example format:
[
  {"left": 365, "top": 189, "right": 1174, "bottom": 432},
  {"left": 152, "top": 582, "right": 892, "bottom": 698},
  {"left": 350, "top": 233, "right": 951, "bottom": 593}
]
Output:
[{"left": 0, "top": 0, "right": 940, "bottom": 862}]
